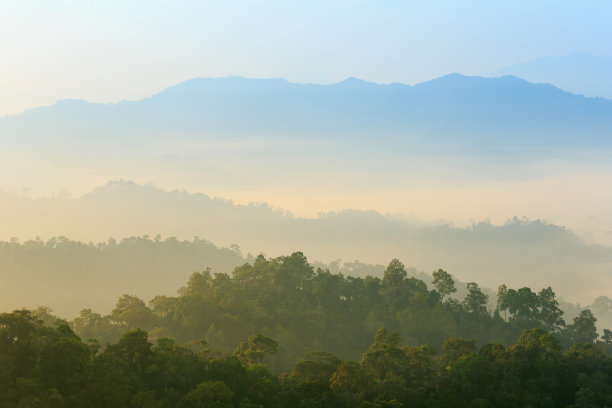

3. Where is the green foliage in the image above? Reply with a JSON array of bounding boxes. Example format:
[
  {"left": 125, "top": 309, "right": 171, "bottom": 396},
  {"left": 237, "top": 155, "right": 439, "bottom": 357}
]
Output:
[
  {"left": 498, "top": 285, "right": 566, "bottom": 333},
  {"left": 4, "top": 252, "right": 612, "bottom": 406},
  {"left": 561, "top": 309, "right": 599, "bottom": 348},
  {"left": 1, "top": 309, "right": 612, "bottom": 407},
  {"left": 0, "top": 235, "right": 246, "bottom": 317},
  {"left": 463, "top": 282, "right": 489, "bottom": 317},
  {"left": 112, "top": 295, "right": 157, "bottom": 331},
  {"left": 234, "top": 334, "right": 278, "bottom": 365},
  {"left": 183, "top": 381, "right": 235, "bottom": 408},
  {"left": 432, "top": 268, "right": 456, "bottom": 301},
  {"left": 61, "top": 252, "right": 610, "bottom": 377}
]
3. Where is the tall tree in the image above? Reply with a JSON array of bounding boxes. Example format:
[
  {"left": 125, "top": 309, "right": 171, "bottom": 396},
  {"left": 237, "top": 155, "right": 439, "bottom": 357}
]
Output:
[
  {"left": 562, "top": 309, "right": 598, "bottom": 347},
  {"left": 537, "top": 287, "right": 565, "bottom": 333},
  {"left": 497, "top": 284, "right": 508, "bottom": 321},
  {"left": 463, "top": 283, "right": 489, "bottom": 317},
  {"left": 432, "top": 269, "right": 456, "bottom": 301},
  {"left": 381, "top": 259, "right": 407, "bottom": 312}
]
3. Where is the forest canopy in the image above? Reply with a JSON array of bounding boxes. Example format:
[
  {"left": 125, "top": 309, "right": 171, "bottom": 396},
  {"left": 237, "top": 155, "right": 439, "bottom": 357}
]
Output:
[{"left": 3, "top": 253, "right": 612, "bottom": 407}]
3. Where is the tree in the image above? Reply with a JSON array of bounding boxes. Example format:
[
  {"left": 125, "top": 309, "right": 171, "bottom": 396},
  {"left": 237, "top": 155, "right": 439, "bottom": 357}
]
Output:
[
  {"left": 496, "top": 284, "right": 508, "bottom": 321},
  {"left": 381, "top": 259, "right": 407, "bottom": 312},
  {"left": 537, "top": 287, "right": 565, "bottom": 333},
  {"left": 441, "top": 337, "right": 477, "bottom": 367},
  {"left": 0, "top": 310, "right": 42, "bottom": 391},
  {"left": 330, "top": 360, "right": 371, "bottom": 405},
  {"left": 149, "top": 295, "right": 177, "bottom": 319},
  {"left": 591, "top": 296, "right": 612, "bottom": 315},
  {"left": 432, "top": 269, "right": 456, "bottom": 301},
  {"left": 463, "top": 283, "right": 489, "bottom": 317},
  {"left": 361, "top": 328, "right": 405, "bottom": 380},
  {"left": 105, "top": 329, "right": 152, "bottom": 373},
  {"left": 516, "top": 328, "right": 561, "bottom": 356},
  {"left": 501, "top": 287, "right": 539, "bottom": 324},
  {"left": 602, "top": 329, "right": 612, "bottom": 344},
  {"left": 562, "top": 309, "right": 598, "bottom": 347},
  {"left": 0, "top": 311, "right": 90, "bottom": 408},
  {"left": 181, "top": 269, "right": 214, "bottom": 297},
  {"left": 72, "top": 308, "right": 124, "bottom": 347},
  {"left": 275, "top": 252, "right": 314, "bottom": 293},
  {"left": 292, "top": 351, "right": 342, "bottom": 384},
  {"left": 233, "top": 334, "right": 278, "bottom": 365},
  {"left": 182, "top": 381, "right": 234, "bottom": 408},
  {"left": 111, "top": 295, "right": 156, "bottom": 331}
]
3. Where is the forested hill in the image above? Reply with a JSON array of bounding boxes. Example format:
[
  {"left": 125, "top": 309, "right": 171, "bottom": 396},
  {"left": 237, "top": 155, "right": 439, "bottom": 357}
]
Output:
[
  {"left": 20, "top": 252, "right": 612, "bottom": 366},
  {"left": 4, "top": 254, "right": 612, "bottom": 407},
  {"left": 2, "top": 74, "right": 611, "bottom": 147},
  {"left": 0, "top": 236, "right": 245, "bottom": 316},
  {"left": 4, "top": 234, "right": 607, "bottom": 324},
  {"left": 3, "top": 181, "right": 611, "bottom": 308}
]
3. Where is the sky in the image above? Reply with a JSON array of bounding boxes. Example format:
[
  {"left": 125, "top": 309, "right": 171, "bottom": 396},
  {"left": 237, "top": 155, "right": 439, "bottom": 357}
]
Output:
[
  {"left": 1, "top": 0, "right": 611, "bottom": 306},
  {"left": 0, "top": 0, "right": 611, "bottom": 246},
  {"left": 1, "top": 0, "right": 611, "bottom": 116}
]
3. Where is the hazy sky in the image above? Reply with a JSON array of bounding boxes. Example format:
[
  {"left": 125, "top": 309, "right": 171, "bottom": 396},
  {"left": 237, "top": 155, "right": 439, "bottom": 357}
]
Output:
[
  {"left": 1, "top": 0, "right": 611, "bottom": 304},
  {"left": 1, "top": 0, "right": 611, "bottom": 115}
]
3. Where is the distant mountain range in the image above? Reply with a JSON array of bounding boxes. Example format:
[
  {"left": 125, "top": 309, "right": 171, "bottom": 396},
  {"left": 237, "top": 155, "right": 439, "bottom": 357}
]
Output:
[
  {"left": 2, "top": 74, "right": 611, "bottom": 149},
  {"left": 1, "top": 74, "right": 610, "bottom": 309},
  {"left": 492, "top": 52, "right": 612, "bottom": 100}
]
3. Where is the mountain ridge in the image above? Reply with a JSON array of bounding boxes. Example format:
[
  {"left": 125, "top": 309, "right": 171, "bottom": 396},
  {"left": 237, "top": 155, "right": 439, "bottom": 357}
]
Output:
[
  {"left": 492, "top": 52, "right": 612, "bottom": 99},
  {"left": 2, "top": 179, "right": 611, "bottom": 308},
  {"left": 2, "top": 73, "right": 611, "bottom": 149},
  {"left": 38, "top": 73, "right": 612, "bottom": 109}
]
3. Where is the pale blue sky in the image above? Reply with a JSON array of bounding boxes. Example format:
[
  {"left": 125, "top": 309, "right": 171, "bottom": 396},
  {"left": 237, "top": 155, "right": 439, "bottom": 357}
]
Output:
[{"left": 1, "top": 0, "right": 610, "bottom": 115}]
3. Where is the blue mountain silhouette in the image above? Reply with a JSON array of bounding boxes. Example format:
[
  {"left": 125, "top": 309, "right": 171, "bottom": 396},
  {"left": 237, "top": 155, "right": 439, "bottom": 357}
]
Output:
[{"left": 2, "top": 74, "right": 611, "bottom": 147}]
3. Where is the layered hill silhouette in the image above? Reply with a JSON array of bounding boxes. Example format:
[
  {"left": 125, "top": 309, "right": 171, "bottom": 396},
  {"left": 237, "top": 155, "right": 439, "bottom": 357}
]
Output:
[
  {"left": 2, "top": 181, "right": 611, "bottom": 316},
  {"left": 2, "top": 76, "right": 611, "bottom": 316},
  {"left": 2, "top": 74, "right": 611, "bottom": 148}
]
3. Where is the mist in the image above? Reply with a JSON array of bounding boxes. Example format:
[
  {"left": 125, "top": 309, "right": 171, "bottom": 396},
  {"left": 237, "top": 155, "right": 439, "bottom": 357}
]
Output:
[
  {"left": 1, "top": 180, "right": 611, "bottom": 316},
  {"left": 3, "top": 2, "right": 612, "bottom": 405}
]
